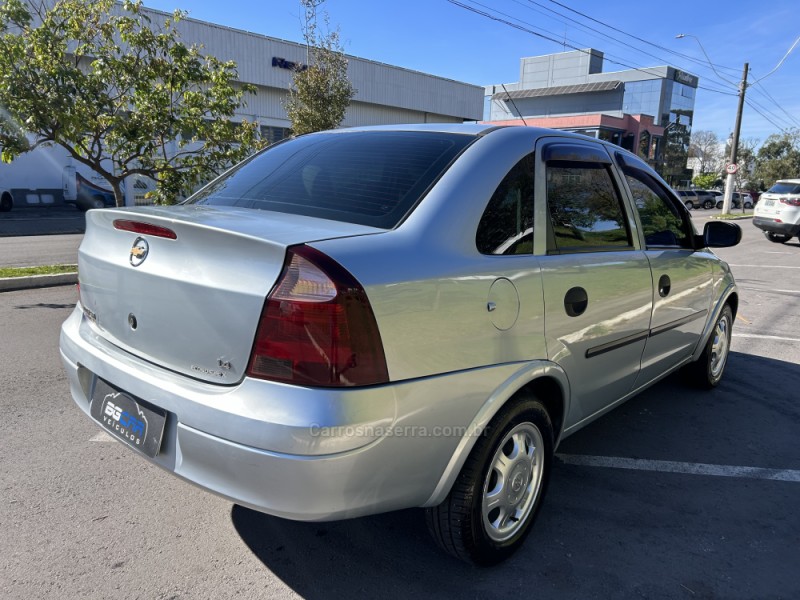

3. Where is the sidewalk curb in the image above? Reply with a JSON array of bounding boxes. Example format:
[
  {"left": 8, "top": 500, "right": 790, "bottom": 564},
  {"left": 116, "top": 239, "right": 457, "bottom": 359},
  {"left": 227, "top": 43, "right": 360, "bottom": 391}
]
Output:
[{"left": 0, "top": 272, "right": 78, "bottom": 292}]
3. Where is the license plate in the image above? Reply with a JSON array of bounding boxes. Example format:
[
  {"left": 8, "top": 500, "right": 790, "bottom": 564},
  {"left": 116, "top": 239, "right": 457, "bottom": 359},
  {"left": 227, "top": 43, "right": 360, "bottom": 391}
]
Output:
[
  {"left": 765, "top": 199, "right": 775, "bottom": 207},
  {"left": 90, "top": 378, "right": 167, "bottom": 458}
]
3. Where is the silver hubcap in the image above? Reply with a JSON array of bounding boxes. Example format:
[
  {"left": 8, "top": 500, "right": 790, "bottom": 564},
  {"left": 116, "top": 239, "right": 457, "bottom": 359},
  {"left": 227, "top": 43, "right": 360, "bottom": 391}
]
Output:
[
  {"left": 710, "top": 314, "right": 731, "bottom": 378},
  {"left": 482, "top": 422, "right": 544, "bottom": 542}
]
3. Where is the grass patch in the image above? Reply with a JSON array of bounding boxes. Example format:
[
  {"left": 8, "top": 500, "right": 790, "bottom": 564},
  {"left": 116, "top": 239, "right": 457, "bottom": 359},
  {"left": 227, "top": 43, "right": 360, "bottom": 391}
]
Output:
[{"left": 0, "top": 264, "right": 77, "bottom": 278}]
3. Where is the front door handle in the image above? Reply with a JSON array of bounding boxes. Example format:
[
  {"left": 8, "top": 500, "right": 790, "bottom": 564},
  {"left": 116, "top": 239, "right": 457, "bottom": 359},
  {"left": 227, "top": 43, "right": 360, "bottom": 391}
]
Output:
[{"left": 564, "top": 286, "right": 588, "bottom": 317}]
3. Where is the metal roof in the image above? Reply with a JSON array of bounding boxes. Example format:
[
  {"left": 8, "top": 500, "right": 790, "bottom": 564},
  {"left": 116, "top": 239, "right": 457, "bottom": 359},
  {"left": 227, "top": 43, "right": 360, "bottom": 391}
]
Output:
[{"left": 493, "top": 80, "right": 623, "bottom": 100}]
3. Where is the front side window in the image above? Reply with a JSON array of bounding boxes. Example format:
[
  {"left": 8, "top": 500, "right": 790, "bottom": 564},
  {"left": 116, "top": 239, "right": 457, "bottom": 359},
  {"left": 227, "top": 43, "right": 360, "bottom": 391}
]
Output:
[
  {"left": 545, "top": 162, "right": 632, "bottom": 253},
  {"left": 476, "top": 154, "right": 535, "bottom": 255},
  {"left": 624, "top": 170, "right": 692, "bottom": 249}
]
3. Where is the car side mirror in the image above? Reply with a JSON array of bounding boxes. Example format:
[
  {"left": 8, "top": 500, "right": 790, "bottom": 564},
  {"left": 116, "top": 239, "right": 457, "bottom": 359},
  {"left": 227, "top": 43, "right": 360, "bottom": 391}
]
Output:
[{"left": 700, "top": 221, "right": 741, "bottom": 248}]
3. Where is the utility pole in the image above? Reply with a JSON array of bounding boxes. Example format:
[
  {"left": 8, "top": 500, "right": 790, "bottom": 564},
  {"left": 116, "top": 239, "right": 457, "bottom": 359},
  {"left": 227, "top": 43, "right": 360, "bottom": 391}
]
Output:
[{"left": 721, "top": 63, "right": 749, "bottom": 215}]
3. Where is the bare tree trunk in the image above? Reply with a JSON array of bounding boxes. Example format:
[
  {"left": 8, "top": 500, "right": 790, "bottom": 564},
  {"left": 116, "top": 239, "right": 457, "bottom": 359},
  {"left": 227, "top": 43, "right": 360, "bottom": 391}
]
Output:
[{"left": 111, "top": 179, "right": 125, "bottom": 208}]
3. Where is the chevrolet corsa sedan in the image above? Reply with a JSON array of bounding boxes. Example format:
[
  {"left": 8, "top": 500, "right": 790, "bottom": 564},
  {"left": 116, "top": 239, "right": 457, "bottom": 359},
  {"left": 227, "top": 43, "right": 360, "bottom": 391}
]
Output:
[{"left": 60, "top": 124, "right": 741, "bottom": 565}]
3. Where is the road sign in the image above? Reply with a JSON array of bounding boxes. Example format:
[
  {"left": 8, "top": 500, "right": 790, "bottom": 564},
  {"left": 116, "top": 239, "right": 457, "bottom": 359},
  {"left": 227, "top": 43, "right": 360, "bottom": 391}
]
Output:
[{"left": 726, "top": 163, "right": 738, "bottom": 174}]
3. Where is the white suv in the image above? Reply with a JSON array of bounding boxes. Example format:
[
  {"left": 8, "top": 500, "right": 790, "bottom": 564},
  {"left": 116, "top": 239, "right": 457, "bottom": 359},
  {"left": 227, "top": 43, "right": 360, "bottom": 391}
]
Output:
[{"left": 753, "top": 179, "right": 800, "bottom": 243}]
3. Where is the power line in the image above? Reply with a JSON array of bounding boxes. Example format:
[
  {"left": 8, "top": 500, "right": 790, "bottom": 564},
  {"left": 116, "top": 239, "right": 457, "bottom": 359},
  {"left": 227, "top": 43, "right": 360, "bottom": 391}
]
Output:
[
  {"left": 520, "top": 0, "right": 741, "bottom": 86},
  {"left": 746, "top": 96, "right": 792, "bottom": 131},
  {"left": 543, "top": 0, "right": 740, "bottom": 74},
  {"left": 447, "top": 0, "right": 738, "bottom": 97},
  {"left": 745, "top": 100, "right": 788, "bottom": 134},
  {"left": 751, "top": 81, "right": 800, "bottom": 128}
]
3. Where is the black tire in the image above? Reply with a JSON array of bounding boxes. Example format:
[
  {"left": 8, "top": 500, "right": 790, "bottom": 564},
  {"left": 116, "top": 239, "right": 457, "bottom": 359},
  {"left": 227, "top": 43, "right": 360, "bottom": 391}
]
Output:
[
  {"left": 425, "top": 396, "right": 554, "bottom": 566},
  {"left": 684, "top": 304, "right": 733, "bottom": 389},
  {"left": 765, "top": 232, "right": 791, "bottom": 244},
  {"left": 716, "top": 201, "right": 723, "bottom": 210},
  {"left": 0, "top": 192, "right": 12, "bottom": 212},
  {"left": 684, "top": 200, "right": 694, "bottom": 210},
  {"left": 703, "top": 199, "right": 714, "bottom": 209},
  {"left": 744, "top": 201, "right": 753, "bottom": 209},
  {"left": 91, "top": 196, "right": 105, "bottom": 209}
]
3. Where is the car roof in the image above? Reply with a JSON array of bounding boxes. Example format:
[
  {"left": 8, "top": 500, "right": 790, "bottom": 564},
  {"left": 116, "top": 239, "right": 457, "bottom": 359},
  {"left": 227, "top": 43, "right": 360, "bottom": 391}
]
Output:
[{"left": 776, "top": 179, "right": 800, "bottom": 184}]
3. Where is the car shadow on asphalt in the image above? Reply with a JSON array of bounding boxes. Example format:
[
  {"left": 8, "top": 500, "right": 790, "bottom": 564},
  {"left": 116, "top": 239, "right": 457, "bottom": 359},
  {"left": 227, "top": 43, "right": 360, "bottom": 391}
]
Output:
[{"left": 231, "top": 351, "right": 800, "bottom": 599}]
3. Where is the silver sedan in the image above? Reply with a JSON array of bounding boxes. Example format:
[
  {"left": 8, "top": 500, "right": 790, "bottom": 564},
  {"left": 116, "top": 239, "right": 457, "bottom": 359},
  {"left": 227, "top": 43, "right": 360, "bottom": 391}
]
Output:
[{"left": 60, "top": 124, "right": 741, "bottom": 565}]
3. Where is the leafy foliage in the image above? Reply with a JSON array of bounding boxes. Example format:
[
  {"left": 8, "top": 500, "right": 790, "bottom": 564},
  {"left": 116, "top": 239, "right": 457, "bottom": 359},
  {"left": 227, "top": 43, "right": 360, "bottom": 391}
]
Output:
[
  {"left": 0, "top": 0, "right": 263, "bottom": 206},
  {"left": 692, "top": 173, "right": 718, "bottom": 189},
  {"left": 284, "top": 0, "right": 355, "bottom": 135},
  {"left": 751, "top": 129, "right": 800, "bottom": 189}
]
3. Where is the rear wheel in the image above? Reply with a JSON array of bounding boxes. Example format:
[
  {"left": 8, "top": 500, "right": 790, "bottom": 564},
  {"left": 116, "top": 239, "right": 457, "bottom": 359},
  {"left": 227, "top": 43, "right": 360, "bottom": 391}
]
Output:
[
  {"left": 716, "top": 201, "right": 723, "bottom": 209},
  {"left": 703, "top": 199, "right": 714, "bottom": 209},
  {"left": 765, "top": 232, "right": 791, "bottom": 244},
  {"left": 91, "top": 196, "right": 105, "bottom": 209},
  {"left": 685, "top": 304, "right": 733, "bottom": 389},
  {"left": 684, "top": 200, "right": 694, "bottom": 210},
  {"left": 425, "top": 396, "right": 553, "bottom": 566},
  {"left": 744, "top": 201, "right": 753, "bottom": 209}
]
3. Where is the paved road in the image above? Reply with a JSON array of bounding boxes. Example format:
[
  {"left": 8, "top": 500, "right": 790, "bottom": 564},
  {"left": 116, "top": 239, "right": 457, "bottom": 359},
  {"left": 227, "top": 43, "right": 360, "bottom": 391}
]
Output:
[
  {"left": 0, "top": 206, "right": 86, "bottom": 237},
  {"left": 0, "top": 233, "right": 83, "bottom": 268},
  {"left": 1, "top": 220, "right": 798, "bottom": 599}
]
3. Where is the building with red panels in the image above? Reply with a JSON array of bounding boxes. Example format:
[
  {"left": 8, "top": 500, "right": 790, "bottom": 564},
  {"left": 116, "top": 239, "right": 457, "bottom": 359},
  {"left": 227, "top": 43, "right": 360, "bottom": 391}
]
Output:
[{"left": 484, "top": 49, "right": 698, "bottom": 183}]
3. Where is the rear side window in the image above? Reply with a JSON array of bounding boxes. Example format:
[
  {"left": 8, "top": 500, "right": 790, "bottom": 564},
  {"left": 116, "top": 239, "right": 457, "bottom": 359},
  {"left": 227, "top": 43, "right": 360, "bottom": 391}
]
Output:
[
  {"left": 476, "top": 153, "right": 535, "bottom": 255},
  {"left": 545, "top": 161, "right": 632, "bottom": 253},
  {"left": 188, "top": 131, "right": 475, "bottom": 229},
  {"left": 767, "top": 182, "right": 800, "bottom": 194}
]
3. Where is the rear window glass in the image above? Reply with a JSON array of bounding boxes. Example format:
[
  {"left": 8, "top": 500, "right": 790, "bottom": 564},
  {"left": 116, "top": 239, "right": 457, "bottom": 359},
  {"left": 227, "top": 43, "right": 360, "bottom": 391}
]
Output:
[
  {"left": 767, "top": 182, "right": 800, "bottom": 194},
  {"left": 187, "top": 131, "right": 475, "bottom": 229}
]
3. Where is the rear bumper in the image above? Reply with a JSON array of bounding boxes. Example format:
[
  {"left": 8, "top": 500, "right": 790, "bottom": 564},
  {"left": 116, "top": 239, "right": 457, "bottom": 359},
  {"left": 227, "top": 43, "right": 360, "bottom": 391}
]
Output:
[
  {"left": 60, "top": 306, "right": 519, "bottom": 521},
  {"left": 752, "top": 216, "right": 800, "bottom": 236}
]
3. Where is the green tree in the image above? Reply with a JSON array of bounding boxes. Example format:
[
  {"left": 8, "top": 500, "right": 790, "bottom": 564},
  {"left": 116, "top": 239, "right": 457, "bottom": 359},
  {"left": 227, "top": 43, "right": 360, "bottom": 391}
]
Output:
[
  {"left": 0, "top": 0, "right": 263, "bottom": 206},
  {"left": 692, "top": 173, "right": 718, "bottom": 189},
  {"left": 752, "top": 129, "right": 800, "bottom": 189},
  {"left": 284, "top": 0, "right": 355, "bottom": 135}
]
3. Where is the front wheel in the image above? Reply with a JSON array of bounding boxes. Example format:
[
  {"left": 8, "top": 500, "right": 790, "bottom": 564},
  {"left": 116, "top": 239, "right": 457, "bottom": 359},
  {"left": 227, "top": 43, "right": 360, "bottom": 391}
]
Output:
[
  {"left": 744, "top": 201, "right": 753, "bottom": 209},
  {"left": 684, "top": 200, "right": 694, "bottom": 210},
  {"left": 684, "top": 304, "right": 733, "bottom": 389},
  {"left": 765, "top": 232, "right": 791, "bottom": 244},
  {"left": 425, "top": 397, "right": 553, "bottom": 565},
  {"left": 703, "top": 199, "right": 714, "bottom": 209},
  {"left": 716, "top": 201, "right": 723, "bottom": 210}
]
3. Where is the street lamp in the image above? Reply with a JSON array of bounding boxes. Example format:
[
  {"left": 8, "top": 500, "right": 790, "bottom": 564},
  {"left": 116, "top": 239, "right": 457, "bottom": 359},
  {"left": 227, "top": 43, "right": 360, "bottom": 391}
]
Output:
[{"left": 676, "top": 33, "right": 747, "bottom": 215}]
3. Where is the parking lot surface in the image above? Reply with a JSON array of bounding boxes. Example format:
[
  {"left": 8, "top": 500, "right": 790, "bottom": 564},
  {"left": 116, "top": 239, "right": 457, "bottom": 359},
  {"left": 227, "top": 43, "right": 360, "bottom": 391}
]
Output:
[{"left": 1, "top": 218, "right": 797, "bottom": 599}]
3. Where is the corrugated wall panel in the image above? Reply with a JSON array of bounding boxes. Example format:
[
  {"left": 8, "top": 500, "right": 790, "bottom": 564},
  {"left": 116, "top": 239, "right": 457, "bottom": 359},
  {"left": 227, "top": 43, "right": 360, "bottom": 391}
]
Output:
[{"left": 157, "top": 9, "right": 483, "bottom": 122}]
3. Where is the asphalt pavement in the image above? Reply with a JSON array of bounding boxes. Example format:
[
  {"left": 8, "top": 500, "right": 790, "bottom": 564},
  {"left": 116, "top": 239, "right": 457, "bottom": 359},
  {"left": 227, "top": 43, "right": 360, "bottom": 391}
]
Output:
[{"left": 1, "top": 212, "right": 798, "bottom": 599}]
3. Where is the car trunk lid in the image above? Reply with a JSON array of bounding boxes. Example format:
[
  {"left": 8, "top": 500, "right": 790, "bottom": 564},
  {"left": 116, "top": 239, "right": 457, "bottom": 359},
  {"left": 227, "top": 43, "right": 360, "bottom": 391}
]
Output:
[{"left": 78, "top": 205, "right": 383, "bottom": 384}]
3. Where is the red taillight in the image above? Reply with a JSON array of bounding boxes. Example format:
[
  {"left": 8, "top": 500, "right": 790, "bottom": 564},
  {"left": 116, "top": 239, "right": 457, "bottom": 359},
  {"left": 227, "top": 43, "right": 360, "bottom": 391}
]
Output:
[
  {"left": 247, "top": 245, "right": 389, "bottom": 387},
  {"left": 779, "top": 197, "right": 800, "bottom": 207},
  {"left": 113, "top": 219, "right": 177, "bottom": 239}
]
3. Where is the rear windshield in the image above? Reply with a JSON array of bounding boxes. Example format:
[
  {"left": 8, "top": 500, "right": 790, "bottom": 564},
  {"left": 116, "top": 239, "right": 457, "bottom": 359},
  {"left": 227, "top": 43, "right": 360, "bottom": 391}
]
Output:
[
  {"left": 187, "top": 131, "right": 475, "bottom": 229},
  {"left": 767, "top": 182, "right": 800, "bottom": 194}
]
